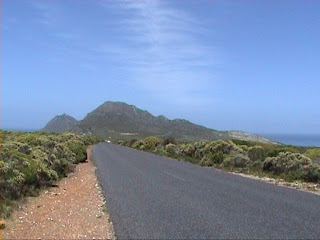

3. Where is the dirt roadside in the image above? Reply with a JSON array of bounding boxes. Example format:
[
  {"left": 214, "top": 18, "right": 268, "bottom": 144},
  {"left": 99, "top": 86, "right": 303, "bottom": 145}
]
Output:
[{"left": 1, "top": 148, "right": 115, "bottom": 239}]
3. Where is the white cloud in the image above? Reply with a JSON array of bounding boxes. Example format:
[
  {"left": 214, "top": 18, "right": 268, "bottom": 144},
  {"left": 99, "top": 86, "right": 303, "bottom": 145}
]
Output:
[
  {"left": 98, "top": 0, "right": 220, "bottom": 106},
  {"left": 29, "top": 0, "right": 221, "bottom": 107},
  {"left": 31, "top": 1, "right": 60, "bottom": 26},
  {"left": 30, "top": 1, "right": 80, "bottom": 41}
]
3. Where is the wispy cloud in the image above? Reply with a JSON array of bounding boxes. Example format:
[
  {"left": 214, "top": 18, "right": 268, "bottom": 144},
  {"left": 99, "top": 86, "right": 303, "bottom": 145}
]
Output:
[
  {"left": 29, "top": 1, "right": 92, "bottom": 68},
  {"left": 30, "top": 1, "right": 81, "bottom": 42},
  {"left": 31, "top": 1, "right": 61, "bottom": 26},
  {"left": 98, "top": 0, "right": 220, "bottom": 106},
  {"left": 29, "top": 0, "right": 221, "bottom": 106}
]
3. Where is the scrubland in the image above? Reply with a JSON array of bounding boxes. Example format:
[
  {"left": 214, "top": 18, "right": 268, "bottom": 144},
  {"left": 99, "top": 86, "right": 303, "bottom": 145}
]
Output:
[{"left": 0, "top": 130, "right": 101, "bottom": 219}]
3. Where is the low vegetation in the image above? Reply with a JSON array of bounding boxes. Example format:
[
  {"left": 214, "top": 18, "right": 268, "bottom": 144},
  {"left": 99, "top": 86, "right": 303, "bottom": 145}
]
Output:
[
  {"left": 0, "top": 130, "right": 101, "bottom": 219},
  {"left": 117, "top": 137, "right": 320, "bottom": 186}
]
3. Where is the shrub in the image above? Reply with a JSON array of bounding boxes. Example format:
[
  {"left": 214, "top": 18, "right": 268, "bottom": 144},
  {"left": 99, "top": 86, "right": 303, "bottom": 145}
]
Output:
[
  {"left": 140, "top": 145, "right": 146, "bottom": 151},
  {"left": 153, "top": 146, "right": 167, "bottom": 155},
  {"left": 239, "top": 145, "right": 249, "bottom": 152},
  {"left": 263, "top": 152, "right": 312, "bottom": 174},
  {"left": 193, "top": 141, "right": 207, "bottom": 159},
  {"left": 194, "top": 148, "right": 204, "bottom": 159},
  {"left": 179, "top": 144, "right": 195, "bottom": 157},
  {"left": 262, "top": 152, "right": 320, "bottom": 182},
  {"left": 132, "top": 140, "right": 144, "bottom": 149},
  {"left": 199, "top": 155, "right": 214, "bottom": 167},
  {"left": 204, "top": 140, "right": 232, "bottom": 154},
  {"left": 212, "top": 151, "right": 224, "bottom": 164},
  {"left": 248, "top": 146, "right": 266, "bottom": 162},
  {"left": 229, "top": 154, "right": 249, "bottom": 168},
  {"left": 18, "top": 144, "right": 31, "bottom": 154},
  {"left": 165, "top": 143, "right": 177, "bottom": 155},
  {"left": 0, "top": 130, "right": 100, "bottom": 219},
  {"left": 222, "top": 155, "right": 232, "bottom": 168},
  {"left": 199, "top": 151, "right": 224, "bottom": 166},
  {"left": 227, "top": 140, "right": 245, "bottom": 154},
  {"left": 67, "top": 144, "right": 86, "bottom": 163},
  {"left": 301, "top": 164, "right": 320, "bottom": 182},
  {"left": 143, "top": 136, "right": 161, "bottom": 150}
]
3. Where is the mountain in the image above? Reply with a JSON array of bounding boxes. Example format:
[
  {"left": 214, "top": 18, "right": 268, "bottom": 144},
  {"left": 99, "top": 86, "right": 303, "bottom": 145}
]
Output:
[
  {"left": 42, "top": 114, "right": 78, "bottom": 133},
  {"left": 70, "top": 101, "right": 276, "bottom": 144}
]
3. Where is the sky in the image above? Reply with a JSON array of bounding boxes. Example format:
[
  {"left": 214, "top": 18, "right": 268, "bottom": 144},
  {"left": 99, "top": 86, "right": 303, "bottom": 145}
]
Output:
[{"left": 1, "top": 0, "right": 319, "bottom": 135}]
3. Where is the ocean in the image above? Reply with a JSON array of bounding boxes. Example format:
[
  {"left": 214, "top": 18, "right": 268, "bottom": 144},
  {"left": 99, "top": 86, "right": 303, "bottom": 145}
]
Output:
[{"left": 262, "top": 134, "right": 320, "bottom": 147}]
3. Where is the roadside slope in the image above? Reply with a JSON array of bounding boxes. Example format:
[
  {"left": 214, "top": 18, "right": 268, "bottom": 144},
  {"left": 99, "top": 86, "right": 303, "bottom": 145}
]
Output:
[{"left": 2, "top": 149, "right": 114, "bottom": 239}]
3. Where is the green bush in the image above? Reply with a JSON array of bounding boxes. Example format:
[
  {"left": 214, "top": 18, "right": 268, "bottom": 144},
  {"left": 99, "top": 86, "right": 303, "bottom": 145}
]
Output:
[
  {"left": 143, "top": 136, "right": 161, "bottom": 150},
  {"left": 153, "top": 146, "right": 167, "bottom": 155},
  {"left": 239, "top": 145, "right": 249, "bottom": 152},
  {"left": 229, "top": 154, "right": 249, "bottom": 168},
  {"left": 263, "top": 152, "right": 320, "bottom": 182},
  {"left": 199, "top": 151, "right": 224, "bottom": 166},
  {"left": 301, "top": 164, "right": 320, "bottom": 182},
  {"left": 204, "top": 140, "right": 232, "bottom": 154},
  {"left": 132, "top": 140, "right": 144, "bottom": 149},
  {"left": 165, "top": 143, "right": 177, "bottom": 155},
  {"left": 263, "top": 152, "right": 312, "bottom": 174},
  {"left": 212, "top": 151, "right": 224, "bottom": 164},
  {"left": 67, "top": 143, "right": 86, "bottom": 163},
  {"left": 179, "top": 144, "right": 196, "bottom": 157},
  {"left": 202, "top": 140, "right": 243, "bottom": 156},
  {"left": 248, "top": 146, "right": 266, "bottom": 162},
  {"left": 140, "top": 145, "right": 146, "bottom": 151},
  {"left": 193, "top": 141, "right": 207, "bottom": 159},
  {"left": 199, "top": 155, "right": 214, "bottom": 167},
  {"left": 227, "top": 140, "right": 245, "bottom": 154}
]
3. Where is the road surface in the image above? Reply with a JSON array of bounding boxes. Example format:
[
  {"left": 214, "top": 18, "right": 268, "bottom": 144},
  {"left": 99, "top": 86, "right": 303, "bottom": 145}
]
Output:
[{"left": 92, "top": 143, "right": 320, "bottom": 239}]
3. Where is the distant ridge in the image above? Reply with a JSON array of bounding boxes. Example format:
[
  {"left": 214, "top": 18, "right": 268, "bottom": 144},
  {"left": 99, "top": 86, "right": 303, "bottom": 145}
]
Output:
[
  {"left": 58, "top": 101, "right": 276, "bottom": 144},
  {"left": 71, "top": 101, "right": 224, "bottom": 141},
  {"left": 42, "top": 114, "right": 78, "bottom": 133}
]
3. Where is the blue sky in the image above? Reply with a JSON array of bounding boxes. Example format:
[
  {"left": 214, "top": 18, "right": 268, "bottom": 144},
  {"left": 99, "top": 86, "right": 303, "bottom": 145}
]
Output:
[{"left": 2, "top": 0, "right": 319, "bottom": 134}]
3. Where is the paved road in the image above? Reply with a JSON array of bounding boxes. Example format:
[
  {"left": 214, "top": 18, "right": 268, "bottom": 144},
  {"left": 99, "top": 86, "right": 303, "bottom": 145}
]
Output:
[{"left": 92, "top": 143, "right": 320, "bottom": 239}]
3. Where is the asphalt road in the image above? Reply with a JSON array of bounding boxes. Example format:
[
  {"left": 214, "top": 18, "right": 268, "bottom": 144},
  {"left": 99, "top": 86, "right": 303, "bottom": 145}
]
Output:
[{"left": 92, "top": 143, "right": 320, "bottom": 239}]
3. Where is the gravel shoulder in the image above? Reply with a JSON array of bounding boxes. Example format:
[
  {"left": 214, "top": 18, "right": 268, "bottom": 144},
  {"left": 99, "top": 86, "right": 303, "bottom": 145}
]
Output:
[
  {"left": 227, "top": 171, "right": 320, "bottom": 195},
  {"left": 2, "top": 148, "right": 114, "bottom": 239}
]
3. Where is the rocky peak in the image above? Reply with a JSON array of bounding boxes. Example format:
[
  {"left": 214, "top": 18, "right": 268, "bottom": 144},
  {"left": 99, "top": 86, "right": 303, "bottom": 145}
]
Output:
[{"left": 42, "top": 114, "right": 78, "bottom": 133}]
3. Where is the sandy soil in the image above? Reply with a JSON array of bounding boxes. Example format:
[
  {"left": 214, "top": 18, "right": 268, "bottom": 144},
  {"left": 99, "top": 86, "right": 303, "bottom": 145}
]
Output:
[{"left": 2, "top": 148, "right": 114, "bottom": 239}]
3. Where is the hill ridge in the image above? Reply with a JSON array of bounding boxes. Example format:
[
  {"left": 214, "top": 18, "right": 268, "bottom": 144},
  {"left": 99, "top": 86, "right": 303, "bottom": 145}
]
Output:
[{"left": 43, "top": 101, "right": 276, "bottom": 144}]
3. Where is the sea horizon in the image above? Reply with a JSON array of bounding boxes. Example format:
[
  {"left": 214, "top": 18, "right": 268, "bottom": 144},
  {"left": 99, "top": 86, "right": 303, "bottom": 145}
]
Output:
[{"left": 260, "top": 133, "right": 320, "bottom": 147}]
